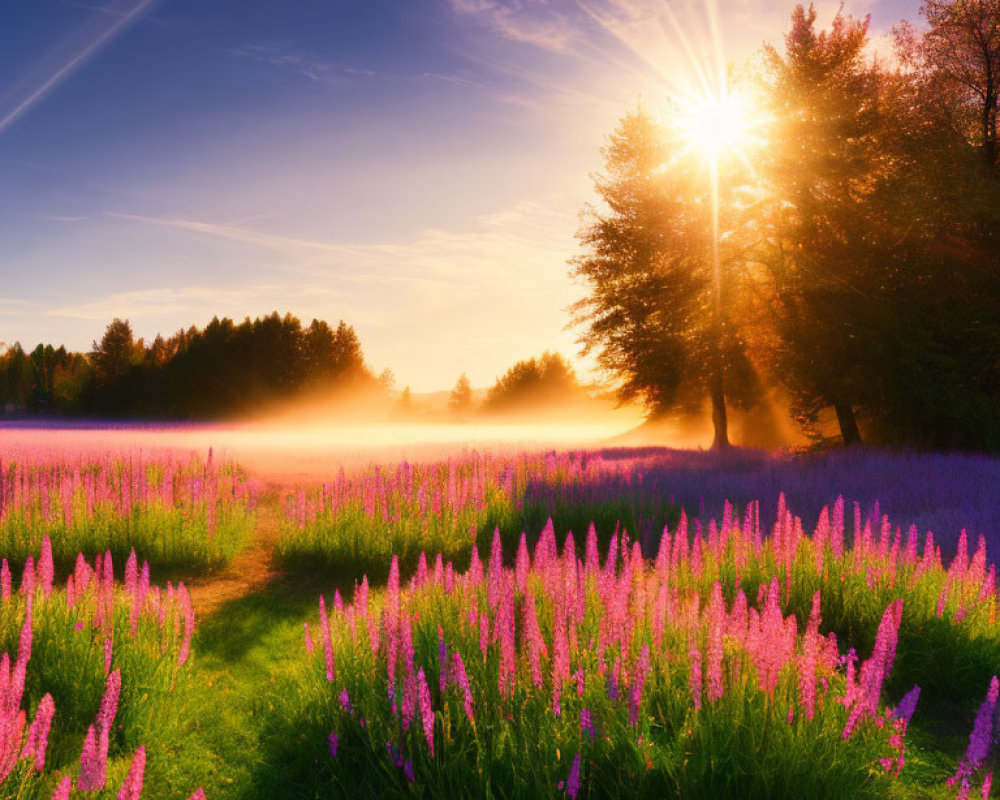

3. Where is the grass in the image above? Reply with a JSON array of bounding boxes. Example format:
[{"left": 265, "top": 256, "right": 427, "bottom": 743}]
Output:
[
  {"left": 0, "top": 457, "right": 257, "bottom": 577},
  {"left": 277, "top": 452, "right": 682, "bottom": 584},
  {"left": 1, "top": 446, "right": 998, "bottom": 799},
  {"left": 0, "top": 545, "right": 205, "bottom": 799}
]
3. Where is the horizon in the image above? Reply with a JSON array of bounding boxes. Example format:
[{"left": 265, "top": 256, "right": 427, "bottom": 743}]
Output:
[{"left": 1, "top": 0, "right": 919, "bottom": 392}]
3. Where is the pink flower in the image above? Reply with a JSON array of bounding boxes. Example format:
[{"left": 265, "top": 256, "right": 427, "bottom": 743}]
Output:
[
  {"left": 523, "top": 592, "right": 546, "bottom": 689},
  {"left": 479, "top": 612, "right": 490, "bottom": 663},
  {"left": 303, "top": 622, "right": 315, "bottom": 656},
  {"left": 77, "top": 724, "right": 106, "bottom": 790},
  {"left": 798, "top": 592, "right": 821, "bottom": 720},
  {"left": 50, "top": 777, "right": 71, "bottom": 800},
  {"left": 22, "top": 693, "right": 54, "bottom": 771},
  {"left": 451, "top": 652, "right": 474, "bottom": 723},
  {"left": 417, "top": 667, "right": 435, "bottom": 754},
  {"left": 98, "top": 669, "right": 121, "bottom": 733},
  {"left": 629, "top": 644, "right": 651, "bottom": 725},
  {"left": 515, "top": 532, "right": 530, "bottom": 593},
  {"left": 688, "top": 643, "right": 702, "bottom": 712},
  {"left": 38, "top": 537, "right": 53, "bottom": 597},
  {"left": 117, "top": 746, "right": 146, "bottom": 800},
  {"left": 319, "top": 596, "right": 335, "bottom": 682},
  {"left": 706, "top": 583, "right": 725, "bottom": 704}
]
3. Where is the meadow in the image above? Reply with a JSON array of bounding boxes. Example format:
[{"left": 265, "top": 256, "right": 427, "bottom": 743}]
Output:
[{"left": 0, "top": 435, "right": 997, "bottom": 799}]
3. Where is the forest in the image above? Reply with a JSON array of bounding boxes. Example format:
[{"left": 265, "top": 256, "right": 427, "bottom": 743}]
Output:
[
  {"left": 571, "top": 3, "right": 1000, "bottom": 451},
  {"left": 0, "top": 313, "right": 380, "bottom": 418}
]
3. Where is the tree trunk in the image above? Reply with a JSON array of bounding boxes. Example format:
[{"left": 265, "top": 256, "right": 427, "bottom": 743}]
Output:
[
  {"left": 834, "top": 401, "right": 863, "bottom": 447},
  {"left": 983, "top": 88, "right": 997, "bottom": 167},
  {"left": 710, "top": 377, "right": 730, "bottom": 450}
]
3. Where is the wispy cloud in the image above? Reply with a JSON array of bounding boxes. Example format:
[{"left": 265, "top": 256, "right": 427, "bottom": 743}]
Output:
[
  {"left": 0, "top": 0, "right": 159, "bottom": 136},
  {"left": 32, "top": 214, "right": 87, "bottom": 223},
  {"left": 98, "top": 198, "right": 585, "bottom": 389},
  {"left": 230, "top": 44, "right": 377, "bottom": 84},
  {"left": 0, "top": 297, "right": 40, "bottom": 313},
  {"left": 448, "top": 0, "right": 578, "bottom": 53},
  {"left": 418, "top": 72, "right": 481, "bottom": 88},
  {"left": 46, "top": 284, "right": 346, "bottom": 322},
  {"left": 106, "top": 212, "right": 369, "bottom": 256}
]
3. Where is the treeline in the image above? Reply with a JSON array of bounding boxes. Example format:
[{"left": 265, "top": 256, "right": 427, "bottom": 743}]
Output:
[
  {"left": 573, "top": 1, "right": 1000, "bottom": 450},
  {"left": 0, "top": 312, "right": 383, "bottom": 419},
  {"left": 443, "top": 352, "right": 587, "bottom": 417}
]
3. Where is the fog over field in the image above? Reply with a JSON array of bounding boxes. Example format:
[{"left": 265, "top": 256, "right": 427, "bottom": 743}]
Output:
[{"left": 0, "top": 413, "right": 656, "bottom": 479}]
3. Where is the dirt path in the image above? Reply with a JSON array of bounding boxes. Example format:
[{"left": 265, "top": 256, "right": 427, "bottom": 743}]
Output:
[{"left": 187, "top": 484, "right": 286, "bottom": 618}]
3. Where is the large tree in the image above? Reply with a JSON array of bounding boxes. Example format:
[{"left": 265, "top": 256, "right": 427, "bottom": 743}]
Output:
[
  {"left": 571, "top": 109, "right": 758, "bottom": 447},
  {"left": 755, "top": 6, "right": 891, "bottom": 445}
]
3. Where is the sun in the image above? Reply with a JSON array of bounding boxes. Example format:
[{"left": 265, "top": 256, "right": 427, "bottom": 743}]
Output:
[{"left": 677, "top": 90, "right": 754, "bottom": 163}]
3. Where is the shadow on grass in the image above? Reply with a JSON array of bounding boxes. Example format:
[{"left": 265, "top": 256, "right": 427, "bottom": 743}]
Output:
[
  {"left": 274, "top": 497, "right": 682, "bottom": 593},
  {"left": 196, "top": 570, "right": 360, "bottom": 665}
]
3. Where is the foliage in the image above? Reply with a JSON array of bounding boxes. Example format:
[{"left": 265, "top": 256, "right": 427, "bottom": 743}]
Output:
[
  {"left": 447, "top": 374, "right": 473, "bottom": 417},
  {"left": 481, "top": 352, "right": 585, "bottom": 415},
  {"left": 0, "top": 312, "right": 383, "bottom": 421}
]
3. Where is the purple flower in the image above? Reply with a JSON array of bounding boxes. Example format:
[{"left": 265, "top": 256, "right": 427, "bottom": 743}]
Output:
[
  {"left": 339, "top": 688, "right": 352, "bottom": 713},
  {"left": 403, "top": 760, "right": 414, "bottom": 782},
  {"left": 438, "top": 627, "right": 448, "bottom": 694},
  {"left": 893, "top": 685, "right": 921, "bottom": 724},
  {"left": 329, "top": 732, "right": 339, "bottom": 758},
  {"left": 952, "top": 676, "right": 1000, "bottom": 785},
  {"left": 580, "top": 708, "right": 595, "bottom": 742},
  {"left": 565, "top": 753, "right": 581, "bottom": 798}
]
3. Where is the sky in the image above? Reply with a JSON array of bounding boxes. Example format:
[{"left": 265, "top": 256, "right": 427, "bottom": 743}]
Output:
[{"left": 0, "top": 0, "right": 921, "bottom": 392}]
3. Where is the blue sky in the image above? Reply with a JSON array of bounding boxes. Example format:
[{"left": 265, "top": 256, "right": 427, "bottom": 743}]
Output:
[{"left": 0, "top": 0, "right": 921, "bottom": 391}]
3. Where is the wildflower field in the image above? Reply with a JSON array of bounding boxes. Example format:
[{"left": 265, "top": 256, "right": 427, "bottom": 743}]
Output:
[{"left": 0, "top": 441, "right": 998, "bottom": 799}]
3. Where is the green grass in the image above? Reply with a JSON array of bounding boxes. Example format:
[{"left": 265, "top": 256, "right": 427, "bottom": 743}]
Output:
[{"left": 1, "top": 452, "right": 998, "bottom": 800}]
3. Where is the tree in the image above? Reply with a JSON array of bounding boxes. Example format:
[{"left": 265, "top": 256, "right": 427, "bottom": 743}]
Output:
[
  {"left": 90, "top": 318, "right": 140, "bottom": 385},
  {"left": 448, "top": 373, "right": 473, "bottom": 416},
  {"left": 756, "top": 6, "right": 890, "bottom": 445},
  {"left": 571, "top": 109, "right": 759, "bottom": 447},
  {"left": 897, "top": 0, "right": 1000, "bottom": 168},
  {"left": 482, "top": 352, "right": 584, "bottom": 413}
]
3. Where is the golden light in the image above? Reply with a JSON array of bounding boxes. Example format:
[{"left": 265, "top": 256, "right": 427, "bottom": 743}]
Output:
[{"left": 677, "top": 89, "right": 754, "bottom": 164}]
